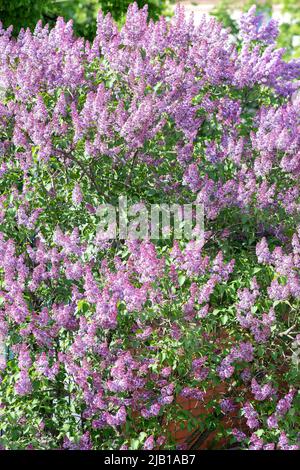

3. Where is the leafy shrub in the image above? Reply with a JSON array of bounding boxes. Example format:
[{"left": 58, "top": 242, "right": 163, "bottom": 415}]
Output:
[{"left": 0, "top": 3, "right": 299, "bottom": 450}]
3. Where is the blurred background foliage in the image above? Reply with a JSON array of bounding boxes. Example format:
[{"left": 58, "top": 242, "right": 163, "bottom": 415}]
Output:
[
  {"left": 0, "top": 0, "right": 50, "bottom": 32},
  {"left": 0, "top": 1, "right": 173, "bottom": 40},
  {"left": 278, "top": 0, "right": 300, "bottom": 58},
  {"left": 47, "top": 1, "right": 174, "bottom": 39},
  {"left": 0, "top": 1, "right": 299, "bottom": 57},
  {"left": 212, "top": 0, "right": 300, "bottom": 58},
  {"left": 211, "top": 0, "right": 272, "bottom": 36}
]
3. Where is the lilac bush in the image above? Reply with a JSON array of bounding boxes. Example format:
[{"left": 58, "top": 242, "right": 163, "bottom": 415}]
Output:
[{"left": 0, "top": 3, "right": 299, "bottom": 449}]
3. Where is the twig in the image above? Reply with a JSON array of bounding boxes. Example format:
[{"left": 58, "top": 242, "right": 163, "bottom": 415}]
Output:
[
  {"left": 279, "top": 324, "right": 297, "bottom": 337},
  {"left": 125, "top": 150, "right": 138, "bottom": 187},
  {"left": 55, "top": 148, "right": 102, "bottom": 197}
]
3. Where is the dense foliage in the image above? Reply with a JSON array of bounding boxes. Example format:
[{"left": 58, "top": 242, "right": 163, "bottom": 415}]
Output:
[{"left": 0, "top": 3, "right": 299, "bottom": 450}]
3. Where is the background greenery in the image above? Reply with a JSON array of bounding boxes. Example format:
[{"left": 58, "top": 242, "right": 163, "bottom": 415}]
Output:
[{"left": 0, "top": 1, "right": 173, "bottom": 39}]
